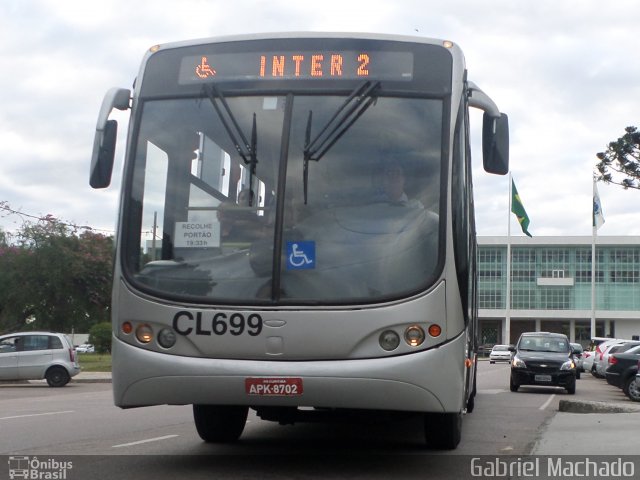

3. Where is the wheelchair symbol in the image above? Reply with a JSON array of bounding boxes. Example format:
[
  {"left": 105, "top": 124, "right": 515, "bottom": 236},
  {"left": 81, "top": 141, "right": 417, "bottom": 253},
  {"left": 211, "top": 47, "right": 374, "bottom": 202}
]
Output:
[
  {"left": 286, "top": 241, "right": 315, "bottom": 269},
  {"left": 195, "top": 56, "right": 216, "bottom": 78}
]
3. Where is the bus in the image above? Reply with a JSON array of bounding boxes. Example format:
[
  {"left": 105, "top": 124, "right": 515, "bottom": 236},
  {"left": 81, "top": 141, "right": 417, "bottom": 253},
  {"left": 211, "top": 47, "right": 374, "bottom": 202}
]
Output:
[{"left": 89, "top": 32, "right": 508, "bottom": 449}]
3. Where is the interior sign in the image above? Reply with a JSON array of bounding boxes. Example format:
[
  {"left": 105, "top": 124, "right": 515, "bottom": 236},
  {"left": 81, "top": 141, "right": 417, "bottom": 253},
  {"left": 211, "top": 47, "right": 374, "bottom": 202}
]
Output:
[{"left": 174, "top": 221, "right": 220, "bottom": 248}]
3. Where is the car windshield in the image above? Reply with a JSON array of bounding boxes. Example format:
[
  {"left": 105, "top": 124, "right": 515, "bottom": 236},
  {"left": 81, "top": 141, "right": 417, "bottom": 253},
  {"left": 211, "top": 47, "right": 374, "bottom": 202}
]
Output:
[
  {"left": 518, "top": 336, "right": 570, "bottom": 353},
  {"left": 493, "top": 345, "right": 508, "bottom": 351}
]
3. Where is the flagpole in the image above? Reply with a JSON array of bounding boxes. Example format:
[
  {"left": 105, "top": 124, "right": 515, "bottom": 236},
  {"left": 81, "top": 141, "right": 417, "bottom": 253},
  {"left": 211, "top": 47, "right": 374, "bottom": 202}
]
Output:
[
  {"left": 506, "top": 172, "right": 512, "bottom": 345},
  {"left": 590, "top": 177, "right": 597, "bottom": 340}
]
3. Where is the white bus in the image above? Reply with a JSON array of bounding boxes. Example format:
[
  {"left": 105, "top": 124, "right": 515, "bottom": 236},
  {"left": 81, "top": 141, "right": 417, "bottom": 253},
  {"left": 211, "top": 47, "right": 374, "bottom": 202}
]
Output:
[{"left": 90, "top": 33, "right": 508, "bottom": 449}]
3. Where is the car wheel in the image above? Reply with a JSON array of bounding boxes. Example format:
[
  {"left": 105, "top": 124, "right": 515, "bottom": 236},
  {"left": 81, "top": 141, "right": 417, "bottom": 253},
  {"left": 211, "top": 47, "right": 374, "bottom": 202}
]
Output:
[
  {"left": 45, "top": 366, "right": 70, "bottom": 387},
  {"left": 566, "top": 380, "right": 576, "bottom": 395},
  {"left": 424, "top": 412, "right": 461, "bottom": 450},
  {"left": 490, "top": 360, "right": 495, "bottom": 364},
  {"left": 576, "top": 370, "right": 581, "bottom": 380},
  {"left": 509, "top": 378, "right": 519, "bottom": 392},
  {"left": 625, "top": 377, "right": 640, "bottom": 402},
  {"left": 193, "top": 405, "right": 248, "bottom": 442}
]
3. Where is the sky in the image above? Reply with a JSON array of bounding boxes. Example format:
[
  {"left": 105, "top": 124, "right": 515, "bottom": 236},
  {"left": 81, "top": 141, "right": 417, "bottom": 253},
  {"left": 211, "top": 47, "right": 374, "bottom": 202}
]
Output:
[{"left": 1, "top": 0, "right": 639, "bottom": 240}]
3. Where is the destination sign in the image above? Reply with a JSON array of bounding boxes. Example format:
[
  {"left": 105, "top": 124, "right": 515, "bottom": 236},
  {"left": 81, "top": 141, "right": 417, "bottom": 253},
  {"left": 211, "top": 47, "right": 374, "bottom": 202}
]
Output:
[{"left": 178, "top": 50, "right": 413, "bottom": 83}]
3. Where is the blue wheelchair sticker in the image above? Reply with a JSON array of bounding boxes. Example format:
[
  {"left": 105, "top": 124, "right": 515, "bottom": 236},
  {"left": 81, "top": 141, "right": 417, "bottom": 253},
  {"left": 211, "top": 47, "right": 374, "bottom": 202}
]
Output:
[{"left": 286, "top": 241, "right": 315, "bottom": 270}]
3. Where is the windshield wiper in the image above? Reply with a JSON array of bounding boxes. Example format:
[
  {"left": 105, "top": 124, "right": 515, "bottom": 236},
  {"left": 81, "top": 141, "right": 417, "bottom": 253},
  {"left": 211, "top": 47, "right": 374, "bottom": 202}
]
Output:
[
  {"left": 302, "top": 80, "right": 380, "bottom": 203},
  {"left": 204, "top": 84, "right": 258, "bottom": 206}
]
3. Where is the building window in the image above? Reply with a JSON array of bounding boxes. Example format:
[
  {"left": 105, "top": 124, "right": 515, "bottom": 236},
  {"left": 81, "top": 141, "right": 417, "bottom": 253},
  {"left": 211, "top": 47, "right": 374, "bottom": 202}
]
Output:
[
  {"left": 539, "top": 287, "right": 571, "bottom": 310},
  {"left": 479, "top": 290, "right": 503, "bottom": 309}
]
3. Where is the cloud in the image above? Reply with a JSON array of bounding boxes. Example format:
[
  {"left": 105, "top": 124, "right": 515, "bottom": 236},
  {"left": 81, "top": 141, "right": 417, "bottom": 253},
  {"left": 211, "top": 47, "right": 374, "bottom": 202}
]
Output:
[{"left": 0, "top": 0, "right": 639, "bottom": 240}]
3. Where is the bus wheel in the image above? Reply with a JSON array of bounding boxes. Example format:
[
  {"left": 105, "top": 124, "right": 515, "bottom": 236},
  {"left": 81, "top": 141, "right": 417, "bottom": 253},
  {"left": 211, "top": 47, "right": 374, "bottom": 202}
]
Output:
[
  {"left": 424, "top": 412, "right": 461, "bottom": 450},
  {"left": 193, "top": 405, "right": 248, "bottom": 443}
]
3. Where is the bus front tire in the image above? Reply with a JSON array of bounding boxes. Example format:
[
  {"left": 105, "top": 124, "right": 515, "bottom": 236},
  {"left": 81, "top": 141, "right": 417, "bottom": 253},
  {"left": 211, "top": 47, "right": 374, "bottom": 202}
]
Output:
[
  {"left": 193, "top": 405, "right": 248, "bottom": 443},
  {"left": 424, "top": 412, "right": 462, "bottom": 450}
]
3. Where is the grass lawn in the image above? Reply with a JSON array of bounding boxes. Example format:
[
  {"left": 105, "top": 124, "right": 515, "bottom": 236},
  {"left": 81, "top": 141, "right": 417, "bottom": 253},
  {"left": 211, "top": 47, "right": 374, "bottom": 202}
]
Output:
[{"left": 77, "top": 353, "right": 112, "bottom": 372}]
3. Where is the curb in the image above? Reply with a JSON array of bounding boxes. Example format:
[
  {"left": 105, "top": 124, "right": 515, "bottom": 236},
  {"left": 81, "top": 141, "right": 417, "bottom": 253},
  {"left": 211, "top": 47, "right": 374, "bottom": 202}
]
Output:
[
  {"left": 1, "top": 377, "right": 112, "bottom": 386},
  {"left": 559, "top": 399, "right": 640, "bottom": 414},
  {"left": 72, "top": 377, "right": 112, "bottom": 384}
]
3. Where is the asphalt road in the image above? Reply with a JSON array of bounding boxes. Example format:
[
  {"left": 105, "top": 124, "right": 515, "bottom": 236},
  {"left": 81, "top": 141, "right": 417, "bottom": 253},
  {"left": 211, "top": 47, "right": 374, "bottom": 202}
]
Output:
[{"left": 1, "top": 361, "right": 637, "bottom": 479}]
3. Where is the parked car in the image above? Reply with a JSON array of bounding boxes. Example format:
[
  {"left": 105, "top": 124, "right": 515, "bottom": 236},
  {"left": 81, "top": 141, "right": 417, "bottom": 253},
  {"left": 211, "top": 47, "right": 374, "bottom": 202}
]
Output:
[
  {"left": 605, "top": 346, "right": 640, "bottom": 395},
  {"left": 489, "top": 344, "right": 512, "bottom": 363},
  {"left": 591, "top": 339, "right": 627, "bottom": 378},
  {"left": 570, "top": 343, "right": 584, "bottom": 379},
  {"left": 76, "top": 344, "right": 95, "bottom": 353},
  {"left": 0, "top": 332, "right": 80, "bottom": 387},
  {"left": 628, "top": 367, "right": 640, "bottom": 402},
  {"left": 596, "top": 341, "right": 640, "bottom": 378},
  {"left": 582, "top": 349, "right": 597, "bottom": 373},
  {"left": 509, "top": 332, "right": 577, "bottom": 394}
]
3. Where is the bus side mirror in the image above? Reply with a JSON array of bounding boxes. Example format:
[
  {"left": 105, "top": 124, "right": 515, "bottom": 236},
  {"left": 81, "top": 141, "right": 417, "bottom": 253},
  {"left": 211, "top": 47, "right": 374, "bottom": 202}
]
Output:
[
  {"left": 90, "top": 120, "right": 118, "bottom": 188},
  {"left": 90, "top": 87, "right": 130, "bottom": 189},
  {"left": 482, "top": 113, "right": 509, "bottom": 175}
]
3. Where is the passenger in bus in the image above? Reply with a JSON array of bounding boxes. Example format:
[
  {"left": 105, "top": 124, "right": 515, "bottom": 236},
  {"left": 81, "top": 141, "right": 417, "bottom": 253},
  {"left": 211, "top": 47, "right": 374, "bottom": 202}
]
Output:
[
  {"left": 237, "top": 188, "right": 253, "bottom": 206},
  {"left": 379, "top": 163, "right": 424, "bottom": 208}
]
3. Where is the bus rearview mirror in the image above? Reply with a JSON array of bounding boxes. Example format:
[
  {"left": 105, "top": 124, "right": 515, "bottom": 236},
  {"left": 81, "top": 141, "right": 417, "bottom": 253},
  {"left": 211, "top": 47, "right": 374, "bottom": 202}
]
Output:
[
  {"left": 89, "top": 88, "right": 130, "bottom": 189},
  {"left": 482, "top": 113, "right": 509, "bottom": 175},
  {"left": 90, "top": 120, "right": 118, "bottom": 188}
]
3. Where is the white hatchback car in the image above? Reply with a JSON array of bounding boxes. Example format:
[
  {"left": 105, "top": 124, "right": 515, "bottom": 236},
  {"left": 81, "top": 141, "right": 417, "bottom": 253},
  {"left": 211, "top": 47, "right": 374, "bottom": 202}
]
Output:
[{"left": 0, "top": 332, "right": 81, "bottom": 387}]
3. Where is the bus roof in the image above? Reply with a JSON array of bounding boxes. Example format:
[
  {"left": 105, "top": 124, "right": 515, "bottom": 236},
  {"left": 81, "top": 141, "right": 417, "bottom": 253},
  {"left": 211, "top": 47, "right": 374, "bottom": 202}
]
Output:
[{"left": 146, "top": 32, "right": 462, "bottom": 53}]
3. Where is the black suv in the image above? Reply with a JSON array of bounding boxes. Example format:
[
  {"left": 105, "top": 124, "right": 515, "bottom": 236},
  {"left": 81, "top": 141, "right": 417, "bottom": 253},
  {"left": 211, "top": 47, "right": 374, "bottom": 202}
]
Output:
[{"left": 509, "top": 332, "right": 577, "bottom": 394}]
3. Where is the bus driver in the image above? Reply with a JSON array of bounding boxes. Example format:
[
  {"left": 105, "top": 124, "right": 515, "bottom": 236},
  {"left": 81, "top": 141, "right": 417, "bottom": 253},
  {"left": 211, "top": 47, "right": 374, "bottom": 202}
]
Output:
[{"left": 381, "top": 163, "right": 424, "bottom": 208}]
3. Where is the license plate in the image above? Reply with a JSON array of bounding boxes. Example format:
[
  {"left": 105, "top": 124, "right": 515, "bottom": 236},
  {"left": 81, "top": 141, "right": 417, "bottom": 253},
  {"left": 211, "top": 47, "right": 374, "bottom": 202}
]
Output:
[
  {"left": 245, "top": 377, "right": 303, "bottom": 396},
  {"left": 535, "top": 374, "right": 552, "bottom": 382}
]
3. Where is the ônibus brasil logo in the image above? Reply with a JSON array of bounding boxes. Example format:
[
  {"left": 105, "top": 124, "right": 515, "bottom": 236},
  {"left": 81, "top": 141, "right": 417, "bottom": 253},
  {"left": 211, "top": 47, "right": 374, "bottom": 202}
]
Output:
[{"left": 8, "top": 456, "right": 73, "bottom": 480}]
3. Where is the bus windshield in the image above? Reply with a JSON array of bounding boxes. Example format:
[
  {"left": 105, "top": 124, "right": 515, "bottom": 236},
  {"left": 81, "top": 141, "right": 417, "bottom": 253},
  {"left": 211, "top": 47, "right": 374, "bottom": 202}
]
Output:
[{"left": 126, "top": 89, "right": 443, "bottom": 304}]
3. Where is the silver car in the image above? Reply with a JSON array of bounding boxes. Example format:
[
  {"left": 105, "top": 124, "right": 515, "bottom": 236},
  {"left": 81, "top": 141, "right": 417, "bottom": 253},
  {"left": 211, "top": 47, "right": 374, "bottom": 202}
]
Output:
[
  {"left": 0, "top": 332, "right": 81, "bottom": 387},
  {"left": 570, "top": 343, "right": 584, "bottom": 379},
  {"left": 489, "top": 344, "right": 512, "bottom": 363}
]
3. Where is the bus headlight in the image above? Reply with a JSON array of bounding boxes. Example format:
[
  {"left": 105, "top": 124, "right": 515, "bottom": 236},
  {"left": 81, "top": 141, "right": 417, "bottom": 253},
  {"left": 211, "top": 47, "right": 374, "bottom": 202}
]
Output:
[
  {"left": 379, "top": 330, "right": 400, "bottom": 351},
  {"left": 157, "top": 328, "right": 177, "bottom": 349},
  {"left": 404, "top": 325, "right": 425, "bottom": 347},
  {"left": 135, "top": 324, "right": 153, "bottom": 344}
]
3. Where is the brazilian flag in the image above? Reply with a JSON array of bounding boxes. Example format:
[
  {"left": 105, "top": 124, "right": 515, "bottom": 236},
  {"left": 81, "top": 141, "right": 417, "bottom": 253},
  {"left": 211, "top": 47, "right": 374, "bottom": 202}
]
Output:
[{"left": 511, "top": 179, "right": 532, "bottom": 237}]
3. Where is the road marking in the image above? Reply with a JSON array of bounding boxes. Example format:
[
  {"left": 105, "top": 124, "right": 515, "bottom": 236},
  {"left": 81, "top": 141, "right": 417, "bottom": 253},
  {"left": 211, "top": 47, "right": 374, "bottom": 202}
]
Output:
[
  {"left": 539, "top": 394, "right": 556, "bottom": 411},
  {"left": 112, "top": 435, "right": 179, "bottom": 448},
  {"left": 0, "top": 410, "right": 74, "bottom": 421}
]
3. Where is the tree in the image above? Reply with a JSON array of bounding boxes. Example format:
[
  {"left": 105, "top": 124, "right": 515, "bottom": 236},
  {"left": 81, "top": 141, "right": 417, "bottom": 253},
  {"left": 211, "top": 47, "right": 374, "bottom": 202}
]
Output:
[
  {"left": 595, "top": 126, "right": 640, "bottom": 190},
  {"left": 89, "top": 321, "right": 112, "bottom": 354},
  {"left": 0, "top": 212, "right": 113, "bottom": 334}
]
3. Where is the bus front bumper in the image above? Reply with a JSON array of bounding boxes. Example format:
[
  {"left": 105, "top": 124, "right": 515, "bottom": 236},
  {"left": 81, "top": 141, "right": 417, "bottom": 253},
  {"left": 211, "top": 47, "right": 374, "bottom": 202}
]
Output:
[{"left": 111, "top": 335, "right": 468, "bottom": 414}]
